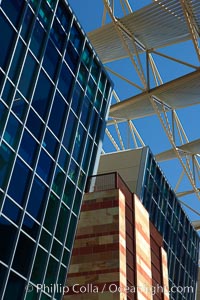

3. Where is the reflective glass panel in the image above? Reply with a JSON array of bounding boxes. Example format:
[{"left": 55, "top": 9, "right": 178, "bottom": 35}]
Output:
[
  {"left": 27, "top": 176, "right": 47, "bottom": 221},
  {"left": 36, "top": 149, "right": 53, "bottom": 184},
  {"left": 58, "top": 147, "right": 69, "bottom": 171},
  {"left": 50, "top": 17, "right": 66, "bottom": 52},
  {"left": 69, "top": 22, "right": 83, "bottom": 53},
  {"left": 73, "top": 125, "right": 86, "bottom": 164},
  {"left": 72, "top": 190, "right": 82, "bottom": 215},
  {"left": 52, "top": 239, "right": 62, "bottom": 259},
  {"left": 31, "top": 246, "right": 48, "bottom": 283},
  {"left": 19, "top": 130, "right": 38, "bottom": 166},
  {"left": 18, "top": 52, "right": 38, "bottom": 99},
  {"left": 26, "top": 109, "right": 44, "bottom": 140},
  {"left": 8, "top": 158, "right": 31, "bottom": 206},
  {"left": 52, "top": 166, "right": 66, "bottom": 197},
  {"left": 12, "top": 96, "right": 28, "bottom": 122},
  {"left": 58, "top": 63, "right": 73, "bottom": 100},
  {"left": 55, "top": 204, "right": 70, "bottom": 243},
  {"left": 56, "top": 1, "right": 71, "bottom": 29},
  {"left": 62, "top": 112, "right": 78, "bottom": 151},
  {"left": 54, "top": 265, "right": 66, "bottom": 298},
  {"left": 0, "top": 143, "right": 14, "bottom": 190},
  {"left": 44, "top": 256, "right": 58, "bottom": 286},
  {"left": 65, "top": 214, "right": 77, "bottom": 250},
  {"left": 65, "top": 41, "right": 79, "bottom": 73},
  {"left": 0, "top": 264, "right": 7, "bottom": 295},
  {"left": 40, "top": 229, "right": 51, "bottom": 250},
  {"left": 71, "top": 82, "right": 83, "bottom": 116},
  {"left": 2, "top": 198, "right": 21, "bottom": 224},
  {"left": 8, "top": 39, "right": 25, "bottom": 84},
  {"left": 0, "top": 217, "right": 17, "bottom": 264},
  {"left": 12, "top": 232, "right": 35, "bottom": 277},
  {"left": 43, "top": 129, "right": 59, "bottom": 158},
  {"left": 0, "top": 14, "right": 15, "bottom": 71},
  {"left": 43, "top": 194, "right": 59, "bottom": 233},
  {"left": 30, "top": 20, "right": 46, "bottom": 59},
  {"left": 48, "top": 92, "right": 68, "bottom": 137},
  {"left": 32, "top": 70, "right": 53, "bottom": 119},
  {"left": 62, "top": 178, "right": 75, "bottom": 208},
  {"left": 22, "top": 214, "right": 40, "bottom": 239},
  {"left": 80, "top": 97, "right": 92, "bottom": 128},
  {"left": 21, "top": 6, "right": 34, "bottom": 41},
  {"left": 3, "top": 271, "right": 26, "bottom": 300},
  {"left": 1, "top": 0, "right": 25, "bottom": 28},
  {"left": 0, "top": 101, "right": 8, "bottom": 136},
  {"left": 2, "top": 79, "right": 15, "bottom": 106},
  {"left": 43, "top": 39, "right": 60, "bottom": 80}
]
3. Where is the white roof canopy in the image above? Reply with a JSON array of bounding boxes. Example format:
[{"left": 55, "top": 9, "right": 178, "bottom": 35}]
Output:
[
  {"left": 155, "top": 138, "right": 200, "bottom": 162},
  {"left": 88, "top": 0, "right": 200, "bottom": 63},
  {"left": 109, "top": 70, "right": 200, "bottom": 121}
]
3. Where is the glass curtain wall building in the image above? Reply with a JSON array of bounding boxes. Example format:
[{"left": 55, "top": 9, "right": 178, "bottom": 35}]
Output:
[
  {"left": 140, "top": 149, "right": 199, "bottom": 300},
  {"left": 0, "top": 0, "right": 113, "bottom": 299}
]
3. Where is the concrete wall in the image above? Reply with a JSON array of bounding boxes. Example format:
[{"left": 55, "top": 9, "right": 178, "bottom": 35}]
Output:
[{"left": 98, "top": 148, "right": 146, "bottom": 193}]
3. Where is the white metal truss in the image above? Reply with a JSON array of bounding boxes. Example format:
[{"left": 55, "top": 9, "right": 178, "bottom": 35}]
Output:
[{"left": 88, "top": 0, "right": 200, "bottom": 217}]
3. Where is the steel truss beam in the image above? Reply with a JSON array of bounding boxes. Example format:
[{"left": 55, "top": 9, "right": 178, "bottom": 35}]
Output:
[{"left": 100, "top": 0, "right": 200, "bottom": 214}]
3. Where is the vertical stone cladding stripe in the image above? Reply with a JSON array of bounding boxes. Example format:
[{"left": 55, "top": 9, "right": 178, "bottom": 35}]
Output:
[
  {"left": 119, "top": 190, "right": 127, "bottom": 300},
  {"left": 65, "top": 189, "right": 122, "bottom": 300},
  {"left": 134, "top": 194, "right": 153, "bottom": 300},
  {"left": 150, "top": 223, "right": 163, "bottom": 300},
  {"left": 160, "top": 248, "right": 169, "bottom": 300}
]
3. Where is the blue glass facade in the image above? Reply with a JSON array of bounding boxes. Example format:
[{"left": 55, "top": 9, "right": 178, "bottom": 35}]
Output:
[
  {"left": 140, "top": 148, "right": 199, "bottom": 300},
  {"left": 0, "top": 1, "right": 113, "bottom": 299}
]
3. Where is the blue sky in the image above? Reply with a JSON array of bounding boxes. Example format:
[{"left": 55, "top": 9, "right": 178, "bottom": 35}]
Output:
[{"left": 68, "top": 0, "right": 200, "bottom": 222}]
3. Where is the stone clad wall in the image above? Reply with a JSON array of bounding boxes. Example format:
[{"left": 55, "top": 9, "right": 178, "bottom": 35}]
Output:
[
  {"left": 65, "top": 189, "right": 126, "bottom": 300},
  {"left": 65, "top": 180, "right": 169, "bottom": 300}
]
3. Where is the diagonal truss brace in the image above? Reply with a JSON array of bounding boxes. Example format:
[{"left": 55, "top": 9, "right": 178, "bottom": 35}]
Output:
[
  {"left": 180, "top": 0, "right": 200, "bottom": 61},
  {"left": 149, "top": 95, "right": 200, "bottom": 201}
]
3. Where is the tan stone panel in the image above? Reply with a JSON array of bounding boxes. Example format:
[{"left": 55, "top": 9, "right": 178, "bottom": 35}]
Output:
[
  {"left": 118, "top": 190, "right": 127, "bottom": 300},
  {"left": 137, "top": 290, "right": 151, "bottom": 300},
  {"left": 137, "top": 269, "right": 152, "bottom": 286},
  {"left": 64, "top": 288, "right": 121, "bottom": 300},
  {"left": 98, "top": 273, "right": 119, "bottom": 283},
  {"left": 135, "top": 212, "right": 149, "bottom": 231},
  {"left": 119, "top": 271, "right": 127, "bottom": 289},
  {"left": 136, "top": 256, "right": 152, "bottom": 279},
  {"left": 134, "top": 195, "right": 149, "bottom": 225},
  {"left": 106, "top": 207, "right": 120, "bottom": 216},
  {"left": 67, "top": 274, "right": 120, "bottom": 290},
  {"left": 98, "top": 291, "right": 120, "bottom": 300},
  {"left": 73, "top": 234, "right": 119, "bottom": 249},
  {"left": 67, "top": 274, "right": 99, "bottom": 286},
  {"left": 64, "top": 293, "right": 99, "bottom": 300},
  {"left": 119, "top": 236, "right": 126, "bottom": 251},
  {"left": 77, "top": 223, "right": 119, "bottom": 236},
  {"left": 135, "top": 231, "right": 150, "bottom": 255},
  {"left": 69, "top": 257, "right": 119, "bottom": 274},
  {"left": 134, "top": 195, "right": 152, "bottom": 300},
  {"left": 99, "top": 235, "right": 118, "bottom": 245},
  {"left": 160, "top": 247, "right": 169, "bottom": 300},
  {"left": 84, "top": 189, "right": 119, "bottom": 201},
  {"left": 73, "top": 236, "right": 99, "bottom": 248},
  {"left": 119, "top": 190, "right": 126, "bottom": 208},
  {"left": 71, "top": 250, "right": 119, "bottom": 265},
  {"left": 78, "top": 207, "right": 119, "bottom": 227}
]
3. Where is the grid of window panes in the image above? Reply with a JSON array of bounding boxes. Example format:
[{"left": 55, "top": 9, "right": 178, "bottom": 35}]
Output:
[
  {"left": 141, "top": 149, "right": 199, "bottom": 300},
  {"left": 0, "top": 0, "right": 113, "bottom": 299}
]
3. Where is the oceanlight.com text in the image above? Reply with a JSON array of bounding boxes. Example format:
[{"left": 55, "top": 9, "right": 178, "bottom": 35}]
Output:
[{"left": 25, "top": 283, "right": 194, "bottom": 296}]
